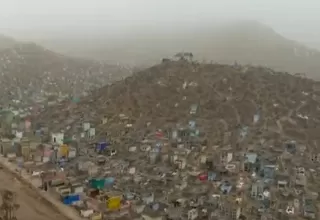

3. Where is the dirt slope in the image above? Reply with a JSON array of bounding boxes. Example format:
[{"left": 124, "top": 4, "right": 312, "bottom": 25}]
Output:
[
  {"left": 0, "top": 168, "right": 69, "bottom": 220},
  {"left": 36, "top": 60, "right": 320, "bottom": 146},
  {"left": 0, "top": 39, "right": 131, "bottom": 105}
]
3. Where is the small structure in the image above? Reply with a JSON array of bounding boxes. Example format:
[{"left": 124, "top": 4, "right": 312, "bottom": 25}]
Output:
[
  {"left": 174, "top": 52, "right": 194, "bottom": 61},
  {"left": 51, "top": 132, "right": 64, "bottom": 145},
  {"left": 244, "top": 153, "right": 258, "bottom": 172},
  {"left": 0, "top": 138, "right": 12, "bottom": 156}
]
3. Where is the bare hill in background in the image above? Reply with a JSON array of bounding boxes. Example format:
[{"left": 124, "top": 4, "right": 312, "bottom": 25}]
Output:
[
  {"left": 34, "top": 21, "right": 320, "bottom": 79},
  {"left": 0, "top": 37, "right": 131, "bottom": 105}
]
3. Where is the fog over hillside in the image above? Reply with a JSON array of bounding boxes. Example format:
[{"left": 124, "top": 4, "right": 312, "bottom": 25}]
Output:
[{"left": 2, "top": 0, "right": 320, "bottom": 77}]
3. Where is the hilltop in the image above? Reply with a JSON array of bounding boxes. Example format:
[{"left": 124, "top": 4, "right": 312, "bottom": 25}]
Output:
[
  {"left": 37, "top": 21, "right": 320, "bottom": 79},
  {"left": 35, "top": 60, "right": 320, "bottom": 147},
  {"left": 0, "top": 36, "right": 131, "bottom": 106}
]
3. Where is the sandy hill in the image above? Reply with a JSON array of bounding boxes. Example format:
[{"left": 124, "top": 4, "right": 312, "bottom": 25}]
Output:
[
  {"left": 0, "top": 36, "right": 131, "bottom": 105},
  {"left": 197, "top": 21, "right": 320, "bottom": 78},
  {"left": 36, "top": 60, "right": 320, "bottom": 147}
]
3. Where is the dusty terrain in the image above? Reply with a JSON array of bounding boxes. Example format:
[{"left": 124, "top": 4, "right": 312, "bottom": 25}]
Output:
[
  {"left": 0, "top": 36, "right": 131, "bottom": 105},
  {"left": 37, "top": 60, "right": 320, "bottom": 147},
  {"left": 0, "top": 168, "right": 69, "bottom": 220},
  {"left": 31, "top": 60, "right": 320, "bottom": 219}
]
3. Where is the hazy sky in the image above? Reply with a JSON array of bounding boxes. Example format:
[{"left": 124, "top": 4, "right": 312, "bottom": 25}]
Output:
[{"left": 1, "top": 0, "right": 320, "bottom": 45}]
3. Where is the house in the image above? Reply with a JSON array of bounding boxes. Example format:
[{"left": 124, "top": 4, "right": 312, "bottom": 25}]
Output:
[
  {"left": 83, "top": 122, "right": 90, "bottom": 131},
  {"left": 220, "top": 149, "right": 233, "bottom": 165},
  {"left": 244, "top": 153, "right": 258, "bottom": 172},
  {"left": 68, "top": 147, "right": 77, "bottom": 159},
  {"left": 31, "top": 144, "right": 45, "bottom": 162},
  {"left": 42, "top": 146, "right": 53, "bottom": 163},
  {"left": 303, "top": 198, "right": 316, "bottom": 219},
  {"left": 262, "top": 164, "right": 276, "bottom": 180},
  {"left": 71, "top": 183, "right": 85, "bottom": 194},
  {"left": 220, "top": 181, "right": 232, "bottom": 194},
  {"left": 189, "top": 104, "right": 198, "bottom": 115},
  {"left": 277, "top": 179, "right": 289, "bottom": 189},
  {"left": 295, "top": 173, "right": 307, "bottom": 187},
  {"left": 41, "top": 170, "right": 66, "bottom": 189},
  {"left": 149, "top": 147, "right": 160, "bottom": 164},
  {"left": 208, "top": 171, "right": 219, "bottom": 181},
  {"left": 173, "top": 52, "right": 193, "bottom": 61},
  {"left": 51, "top": 132, "right": 64, "bottom": 145},
  {"left": 88, "top": 128, "right": 95, "bottom": 139},
  {"left": 0, "top": 138, "right": 12, "bottom": 156},
  {"left": 251, "top": 180, "right": 264, "bottom": 199},
  {"left": 20, "top": 137, "right": 31, "bottom": 160},
  {"left": 88, "top": 163, "right": 99, "bottom": 176},
  {"left": 15, "top": 131, "right": 23, "bottom": 139}
]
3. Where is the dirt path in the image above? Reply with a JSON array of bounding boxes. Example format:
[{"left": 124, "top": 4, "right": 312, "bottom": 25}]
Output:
[
  {"left": 276, "top": 101, "right": 307, "bottom": 138},
  {"left": 0, "top": 168, "right": 69, "bottom": 220}
]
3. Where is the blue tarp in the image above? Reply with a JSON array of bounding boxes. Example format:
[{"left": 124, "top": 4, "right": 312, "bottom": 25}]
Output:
[
  {"left": 62, "top": 194, "right": 80, "bottom": 205},
  {"left": 59, "top": 157, "right": 66, "bottom": 167},
  {"left": 96, "top": 142, "right": 108, "bottom": 153}
]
